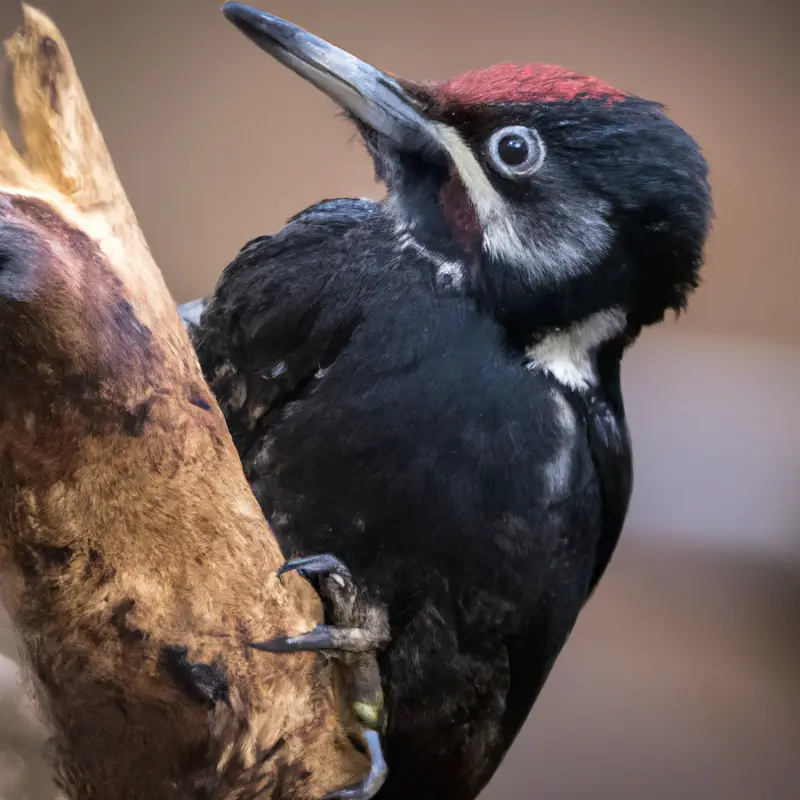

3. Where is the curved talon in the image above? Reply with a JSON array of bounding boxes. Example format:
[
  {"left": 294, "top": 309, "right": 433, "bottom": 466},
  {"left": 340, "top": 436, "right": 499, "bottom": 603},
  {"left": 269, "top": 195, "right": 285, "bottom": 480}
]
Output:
[
  {"left": 249, "top": 624, "right": 376, "bottom": 654},
  {"left": 256, "top": 552, "right": 389, "bottom": 798},
  {"left": 277, "top": 553, "right": 352, "bottom": 581},
  {"left": 322, "top": 729, "right": 387, "bottom": 800}
]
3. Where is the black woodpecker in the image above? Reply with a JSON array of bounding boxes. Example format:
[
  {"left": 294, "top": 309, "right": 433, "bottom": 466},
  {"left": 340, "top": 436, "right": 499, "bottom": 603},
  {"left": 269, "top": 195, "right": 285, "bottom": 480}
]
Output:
[{"left": 180, "top": 4, "right": 713, "bottom": 799}]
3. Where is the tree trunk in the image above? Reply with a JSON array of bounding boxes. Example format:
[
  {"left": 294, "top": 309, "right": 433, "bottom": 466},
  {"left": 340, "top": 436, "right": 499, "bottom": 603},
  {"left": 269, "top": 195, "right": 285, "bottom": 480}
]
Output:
[{"left": 0, "top": 5, "right": 367, "bottom": 797}]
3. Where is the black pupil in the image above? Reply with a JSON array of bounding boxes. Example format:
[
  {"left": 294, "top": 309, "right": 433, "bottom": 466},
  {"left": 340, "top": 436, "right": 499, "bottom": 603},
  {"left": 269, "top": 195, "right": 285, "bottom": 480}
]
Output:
[{"left": 498, "top": 134, "right": 530, "bottom": 167}]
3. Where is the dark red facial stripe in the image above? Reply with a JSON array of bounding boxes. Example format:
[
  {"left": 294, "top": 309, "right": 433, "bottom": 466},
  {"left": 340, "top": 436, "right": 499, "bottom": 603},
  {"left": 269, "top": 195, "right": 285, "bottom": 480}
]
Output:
[
  {"left": 439, "top": 173, "right": 481, "bottom": 254},
  {"left": 430, "top": 63, "right": 627, "bottom": 106}
]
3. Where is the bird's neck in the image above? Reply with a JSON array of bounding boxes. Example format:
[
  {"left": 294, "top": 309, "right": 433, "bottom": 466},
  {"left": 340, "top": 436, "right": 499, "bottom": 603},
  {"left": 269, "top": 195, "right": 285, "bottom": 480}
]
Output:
[
  {"left": 382, "top": 190, "right": 634, "bottom": 392},
  {"left": 523, "top": 308, "right": 630, "bottom": 392}
]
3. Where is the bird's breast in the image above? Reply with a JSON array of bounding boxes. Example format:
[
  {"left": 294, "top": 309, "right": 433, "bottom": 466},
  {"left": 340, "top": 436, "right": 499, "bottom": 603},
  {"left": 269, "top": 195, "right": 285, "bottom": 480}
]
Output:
[{"left": 248, "top": 327, "right": 599, "bottom": 594}]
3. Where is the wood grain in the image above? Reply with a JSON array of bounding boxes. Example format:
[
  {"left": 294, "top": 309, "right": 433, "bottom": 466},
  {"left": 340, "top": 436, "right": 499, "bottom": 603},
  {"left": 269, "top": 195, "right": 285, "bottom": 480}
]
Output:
[{"left": 0, "top": 5, "right": 367, "bottom": 797}]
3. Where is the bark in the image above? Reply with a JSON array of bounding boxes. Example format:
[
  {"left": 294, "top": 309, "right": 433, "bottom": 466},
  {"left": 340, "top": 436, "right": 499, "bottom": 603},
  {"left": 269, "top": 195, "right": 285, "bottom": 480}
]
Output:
[{"left": 0, "top": 5, "right": 367, "bottom": 798}]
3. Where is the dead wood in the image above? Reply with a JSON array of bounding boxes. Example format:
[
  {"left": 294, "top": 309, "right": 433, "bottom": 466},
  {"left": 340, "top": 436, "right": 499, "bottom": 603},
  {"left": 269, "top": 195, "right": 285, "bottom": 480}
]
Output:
[{"left": 0, "top": 5, "right": 367, "bottom": 797}]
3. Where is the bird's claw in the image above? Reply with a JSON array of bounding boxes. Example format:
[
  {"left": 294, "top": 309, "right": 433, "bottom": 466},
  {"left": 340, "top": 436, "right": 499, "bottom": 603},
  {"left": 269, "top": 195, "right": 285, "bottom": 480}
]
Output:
[
  {"left": 251, "top": 552, "right": 390, "bottom": 800},
  {"left": 321, "top": 729, "right": 387, "bottom": 800},
  {"left": 259, "top": 552, "right": 388, "bottom": 655},
  {"left": 250, "top": 624, "right": 379, "bottom": 654},
  {"left": 277, "top": 552, "right": 351, "bottom": 582}
]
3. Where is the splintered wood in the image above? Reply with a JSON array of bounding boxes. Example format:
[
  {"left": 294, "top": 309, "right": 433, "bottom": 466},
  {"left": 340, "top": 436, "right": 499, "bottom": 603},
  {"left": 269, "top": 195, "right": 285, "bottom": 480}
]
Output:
[{"left": 0, "top": 5, "right": 366, "bottom": 798}]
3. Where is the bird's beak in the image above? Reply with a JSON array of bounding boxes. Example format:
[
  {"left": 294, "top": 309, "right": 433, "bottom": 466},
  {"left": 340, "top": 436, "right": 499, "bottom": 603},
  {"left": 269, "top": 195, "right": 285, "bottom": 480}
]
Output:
[{"left": 221, "top": 3, "right": 438, "bottom": 155}]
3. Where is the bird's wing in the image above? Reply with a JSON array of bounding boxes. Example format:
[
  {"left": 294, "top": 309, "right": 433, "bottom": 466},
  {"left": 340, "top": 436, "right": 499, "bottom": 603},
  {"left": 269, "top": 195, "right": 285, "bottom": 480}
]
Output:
[
  {"left": 184, "top": 197, "right": 382, "bottom": 455},
  {"left": 583, "top": 343, "right": 634, "bottom": 594},
  {"left": 501, "top": 346, "right": 634, "bottom": 749},
  {"left": 177, "top": 296, "right": 209, "bottom": 335}
]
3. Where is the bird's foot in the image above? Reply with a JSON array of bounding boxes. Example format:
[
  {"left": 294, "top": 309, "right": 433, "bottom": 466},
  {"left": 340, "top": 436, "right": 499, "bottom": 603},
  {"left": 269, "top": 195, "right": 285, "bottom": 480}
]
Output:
[
  {"left": 252, "top": 554, "right": 389, "bottom": 658},
  {"left": 250, "top": 553, "right": 390, "bottom": 800},
  {"left": 320, "top": 728, "right": 387, "bottom": 800}
]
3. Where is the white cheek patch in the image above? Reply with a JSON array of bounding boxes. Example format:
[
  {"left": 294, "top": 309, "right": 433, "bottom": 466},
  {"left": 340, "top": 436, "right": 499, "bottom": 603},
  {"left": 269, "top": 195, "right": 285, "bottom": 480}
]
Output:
[
  {"left": 434, "top": 123, "right": 613, "bottom": 279},
  {"left": 525, "top": 308, "right": 627, "bottom": 391},
  {"left": 435, "top": 124, "right": 509, "bottom": 223},
  {"left": 435, "top": 123, "right": 530, "bottom": 262}
]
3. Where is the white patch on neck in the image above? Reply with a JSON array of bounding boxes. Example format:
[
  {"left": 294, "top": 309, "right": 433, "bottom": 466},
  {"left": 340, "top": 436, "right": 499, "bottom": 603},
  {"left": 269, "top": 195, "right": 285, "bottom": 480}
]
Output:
[
  {"left": 433, "top": 123, "right": 612, "bottom": 278},
  {"left": 393, "top": 219, "right": 465, "bottom": 290},
  {"left": 525, "top": 308, "right": 627, "bottom": 391}
]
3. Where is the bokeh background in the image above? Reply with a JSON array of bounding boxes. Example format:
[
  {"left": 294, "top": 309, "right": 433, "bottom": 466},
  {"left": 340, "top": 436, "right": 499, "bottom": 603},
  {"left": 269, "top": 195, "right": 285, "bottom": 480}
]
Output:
[{"left": 1, "top": 0, "right": 798, "bottom": 798}]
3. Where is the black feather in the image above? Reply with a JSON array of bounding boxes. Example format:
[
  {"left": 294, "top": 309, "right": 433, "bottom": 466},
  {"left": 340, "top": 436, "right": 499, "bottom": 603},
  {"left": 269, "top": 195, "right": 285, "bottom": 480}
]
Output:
[{"left": 190, "top": 198, "right": 635, "bottom": 799}]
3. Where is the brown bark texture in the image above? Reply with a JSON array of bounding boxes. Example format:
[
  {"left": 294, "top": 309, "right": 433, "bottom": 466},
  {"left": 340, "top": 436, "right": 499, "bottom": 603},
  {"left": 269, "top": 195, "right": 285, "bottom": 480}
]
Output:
[{"left": 0, "top": 5, "right": 368, "bottom": 798}]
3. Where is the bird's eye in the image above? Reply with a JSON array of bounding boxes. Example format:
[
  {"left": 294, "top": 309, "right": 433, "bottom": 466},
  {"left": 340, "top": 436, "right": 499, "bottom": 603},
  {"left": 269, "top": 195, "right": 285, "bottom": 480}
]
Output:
[{"left": 486, "top": 126, "right": 545, "bottom": 179}]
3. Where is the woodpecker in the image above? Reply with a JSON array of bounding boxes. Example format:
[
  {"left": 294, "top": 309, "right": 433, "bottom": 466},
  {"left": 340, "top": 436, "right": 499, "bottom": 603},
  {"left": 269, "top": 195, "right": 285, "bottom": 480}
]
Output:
[{"left": 181, "top": 4, "right": 713, "bottom": 799}]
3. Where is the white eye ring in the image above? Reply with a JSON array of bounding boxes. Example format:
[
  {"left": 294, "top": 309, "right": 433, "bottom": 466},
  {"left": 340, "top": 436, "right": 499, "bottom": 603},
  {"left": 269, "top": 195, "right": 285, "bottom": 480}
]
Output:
[{"left": 486, "top": 125, "right": 546, "bottom": 179}]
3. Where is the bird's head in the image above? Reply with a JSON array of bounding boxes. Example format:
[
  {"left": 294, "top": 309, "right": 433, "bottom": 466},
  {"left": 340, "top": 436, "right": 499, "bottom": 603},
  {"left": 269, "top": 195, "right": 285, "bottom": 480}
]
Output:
[{"left": 223, "top": 3, "right": 712, "bottom": 356}]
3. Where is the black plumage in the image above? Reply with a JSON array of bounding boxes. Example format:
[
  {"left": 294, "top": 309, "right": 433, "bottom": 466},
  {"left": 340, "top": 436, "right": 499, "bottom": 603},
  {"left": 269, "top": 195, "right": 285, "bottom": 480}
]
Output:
[
  {"left": 189, "top": 196, "right": 634, "bottom": 797},
  {"left": 182, "top": 5, "right": 713, "bottom": 799}
]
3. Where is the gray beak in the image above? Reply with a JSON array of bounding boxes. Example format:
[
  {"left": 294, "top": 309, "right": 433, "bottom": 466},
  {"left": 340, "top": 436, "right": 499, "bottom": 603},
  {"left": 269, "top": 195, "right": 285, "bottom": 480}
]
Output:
[{"left": 221, "top": 3, "right": 438, "bottom": 154}]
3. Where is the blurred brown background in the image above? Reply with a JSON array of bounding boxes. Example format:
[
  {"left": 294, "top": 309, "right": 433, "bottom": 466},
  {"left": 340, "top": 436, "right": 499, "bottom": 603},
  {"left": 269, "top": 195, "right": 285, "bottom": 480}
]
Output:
[{"left": 1, "top": 1, "right": 798, "bottom": 798}]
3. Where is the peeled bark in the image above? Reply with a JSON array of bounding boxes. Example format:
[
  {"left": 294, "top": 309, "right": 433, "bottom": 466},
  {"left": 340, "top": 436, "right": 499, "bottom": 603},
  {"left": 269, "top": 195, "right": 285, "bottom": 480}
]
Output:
[{"left": 0, "top": 5, "right": 367, "bottom": 797}]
